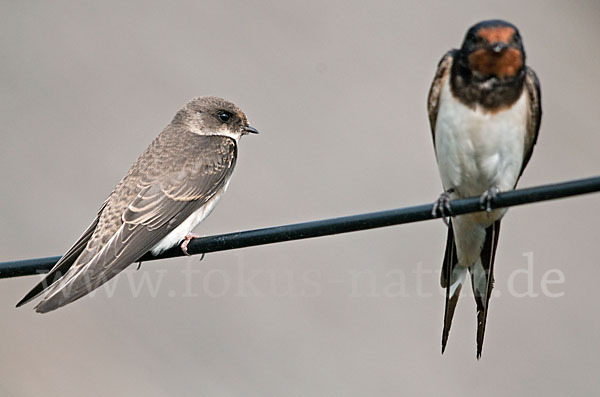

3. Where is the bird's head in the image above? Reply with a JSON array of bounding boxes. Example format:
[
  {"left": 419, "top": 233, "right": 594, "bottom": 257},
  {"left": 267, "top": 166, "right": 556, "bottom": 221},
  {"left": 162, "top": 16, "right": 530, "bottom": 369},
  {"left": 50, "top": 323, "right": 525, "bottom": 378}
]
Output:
[
  {"left": 174, "top": 96, "right": 259, "bottom": 140},
  {"left": 460, "top": 20, "right": 525, "bottom": 82}
]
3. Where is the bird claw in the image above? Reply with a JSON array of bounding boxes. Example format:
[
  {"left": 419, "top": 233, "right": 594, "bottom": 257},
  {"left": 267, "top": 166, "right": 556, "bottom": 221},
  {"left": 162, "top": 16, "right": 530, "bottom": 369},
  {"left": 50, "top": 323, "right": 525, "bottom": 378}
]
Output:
[
  {"left": 180, "top": 233, "right": 201, "bottom": 256},
  {"left": 432, "top": 188, "right": 455, "bottom": 226},
  {"left": 479, "top": 187, "right": 500, "bottom": 213}
]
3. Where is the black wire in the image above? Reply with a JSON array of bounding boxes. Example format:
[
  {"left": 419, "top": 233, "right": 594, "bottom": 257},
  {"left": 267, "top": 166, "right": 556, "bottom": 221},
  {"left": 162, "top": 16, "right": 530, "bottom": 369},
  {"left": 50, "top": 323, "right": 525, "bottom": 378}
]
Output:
[{"left": 1, "top": 175, "right": 599, "bottom": 279}]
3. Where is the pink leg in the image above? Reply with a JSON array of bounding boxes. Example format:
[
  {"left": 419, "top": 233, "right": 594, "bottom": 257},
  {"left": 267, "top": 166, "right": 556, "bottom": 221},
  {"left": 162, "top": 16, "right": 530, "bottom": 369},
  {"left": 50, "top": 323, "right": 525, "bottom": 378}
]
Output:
[{"left": 180, "top": 233, "right": 201, "bottom": 256}]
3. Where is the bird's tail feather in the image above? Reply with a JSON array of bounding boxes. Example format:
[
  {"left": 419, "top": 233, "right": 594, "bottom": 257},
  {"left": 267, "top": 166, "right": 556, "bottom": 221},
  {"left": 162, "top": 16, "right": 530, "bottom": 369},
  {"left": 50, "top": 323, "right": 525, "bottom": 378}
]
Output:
[
  {"left": 469, "top": 220, "right": 501, "bottom": 359},
  {"left": 441, "top": 221, "right": 467, "bottom": 354}
]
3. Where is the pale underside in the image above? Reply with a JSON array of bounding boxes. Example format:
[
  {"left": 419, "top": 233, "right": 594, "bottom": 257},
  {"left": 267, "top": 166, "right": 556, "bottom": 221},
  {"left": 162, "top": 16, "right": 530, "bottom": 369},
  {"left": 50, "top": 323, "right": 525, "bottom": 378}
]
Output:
[
  {"left": 150, "top": 178, "right": 231, "bottom": 255},
  {"left": 434, "top": 76, "right": 527, "bottom": 273}
]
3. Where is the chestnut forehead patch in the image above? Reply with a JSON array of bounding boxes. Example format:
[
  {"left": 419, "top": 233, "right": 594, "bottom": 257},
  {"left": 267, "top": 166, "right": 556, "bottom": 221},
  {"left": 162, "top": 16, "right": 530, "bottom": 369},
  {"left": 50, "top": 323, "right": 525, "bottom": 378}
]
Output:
[{"left": 477, "top": 26, "right": 515, "bottom": 43}]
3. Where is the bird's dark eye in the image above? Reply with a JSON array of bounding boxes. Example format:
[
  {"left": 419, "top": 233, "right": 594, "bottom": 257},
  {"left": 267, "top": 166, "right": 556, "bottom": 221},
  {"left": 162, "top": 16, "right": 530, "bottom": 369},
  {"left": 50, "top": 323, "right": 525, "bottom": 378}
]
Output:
[{"left": 218, "top": 111, "right": 232, "bottom": 123}]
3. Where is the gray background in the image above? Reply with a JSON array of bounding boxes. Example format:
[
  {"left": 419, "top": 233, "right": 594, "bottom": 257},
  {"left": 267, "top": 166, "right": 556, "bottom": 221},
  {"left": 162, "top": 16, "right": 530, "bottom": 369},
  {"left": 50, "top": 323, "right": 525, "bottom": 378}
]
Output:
[{"left": 1, "top": 1, "right": 599, "bottom": 396}]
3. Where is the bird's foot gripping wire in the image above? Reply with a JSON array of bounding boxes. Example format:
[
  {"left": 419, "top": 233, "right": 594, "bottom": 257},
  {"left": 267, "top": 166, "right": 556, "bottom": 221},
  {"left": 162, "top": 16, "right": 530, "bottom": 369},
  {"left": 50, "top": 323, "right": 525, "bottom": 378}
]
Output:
[
  {"left": 180, "top": 233, "right": 202, "bottom": 256},
  {"left": 479, "top": 186, "right": 500, "bottom": 213},
  {"left": 432, "top": 188, "right": 455, "bottom": 226}
]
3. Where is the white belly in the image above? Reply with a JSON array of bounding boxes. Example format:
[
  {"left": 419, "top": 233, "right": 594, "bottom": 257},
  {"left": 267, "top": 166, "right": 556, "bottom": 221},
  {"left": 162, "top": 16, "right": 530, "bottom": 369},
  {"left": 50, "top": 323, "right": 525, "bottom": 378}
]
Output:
[
  {"left": 150, "top": 178, "right": 231, "bottom": 255},
  {"left": 434, "top": 79, "right": 528, "bottom": 267},
  {"left": 434, "top": 78, "right": 527, "bottom": 199}
]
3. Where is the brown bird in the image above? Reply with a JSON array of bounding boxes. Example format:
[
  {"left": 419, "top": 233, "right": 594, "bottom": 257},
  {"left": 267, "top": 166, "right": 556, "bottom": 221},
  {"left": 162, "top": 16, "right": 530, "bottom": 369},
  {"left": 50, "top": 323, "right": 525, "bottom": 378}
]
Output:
[
  {"left": 428, "top": 20, "right": 541, "bottom": 358},
  {"left": 17, "top": 96, "right": 259, "bottom": 313}
]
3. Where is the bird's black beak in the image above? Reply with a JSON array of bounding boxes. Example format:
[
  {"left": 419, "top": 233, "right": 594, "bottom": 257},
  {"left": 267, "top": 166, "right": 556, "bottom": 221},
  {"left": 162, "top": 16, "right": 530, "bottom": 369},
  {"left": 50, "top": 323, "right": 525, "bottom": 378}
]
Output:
[
  {"left": 244, "top": 125, "right": 260, "bottom": 135},
  {"left": 491, "top": 42, "right": 508, "bottom": 54}
]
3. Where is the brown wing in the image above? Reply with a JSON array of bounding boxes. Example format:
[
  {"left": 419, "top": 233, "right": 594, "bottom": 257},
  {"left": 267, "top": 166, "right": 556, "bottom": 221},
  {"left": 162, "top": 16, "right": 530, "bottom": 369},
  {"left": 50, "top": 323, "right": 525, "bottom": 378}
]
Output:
[
  {"left": 34, "top": 132, "right": 237, "bottom": 313},
  {"left": 520, "top": 66, "right": 542, "bottom": 177},
  {"left": 427, "top": 50, "right": 457, "bottom": 147}
]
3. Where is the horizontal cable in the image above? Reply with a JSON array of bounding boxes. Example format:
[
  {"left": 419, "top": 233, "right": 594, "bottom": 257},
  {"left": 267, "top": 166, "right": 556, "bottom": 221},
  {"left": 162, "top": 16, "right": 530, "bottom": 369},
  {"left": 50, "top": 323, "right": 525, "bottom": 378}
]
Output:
[{"left": 1, "top": 175, "right": 599, "bottom": 279}]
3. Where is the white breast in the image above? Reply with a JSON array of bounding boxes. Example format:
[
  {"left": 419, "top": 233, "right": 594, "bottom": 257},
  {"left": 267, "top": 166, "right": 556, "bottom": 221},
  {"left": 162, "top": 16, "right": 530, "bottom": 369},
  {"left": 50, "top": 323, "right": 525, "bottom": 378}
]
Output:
[
  {"left": 150, "top": 178, "right": 231, "bottom": 255},
  {"left": 434, "top": 78, "right": 528, "bottom": 198}
]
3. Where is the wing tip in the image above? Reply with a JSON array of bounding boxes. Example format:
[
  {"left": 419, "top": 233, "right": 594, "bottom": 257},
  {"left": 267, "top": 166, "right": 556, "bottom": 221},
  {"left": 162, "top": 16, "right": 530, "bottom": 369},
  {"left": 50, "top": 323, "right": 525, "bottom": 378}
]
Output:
[
  {"left": 15, "top": 298, "right": 28, "bottom": 308},
  {"left": 15, "top": 285, "right": 45, "bottom": 308},
  {"left": 15, "top": 296, "right": 32, "bottom": 308}
]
